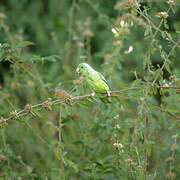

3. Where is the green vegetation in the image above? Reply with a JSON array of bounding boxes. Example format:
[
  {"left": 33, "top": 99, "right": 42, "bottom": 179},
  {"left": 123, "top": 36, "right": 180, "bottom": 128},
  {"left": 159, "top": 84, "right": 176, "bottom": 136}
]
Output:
[{"left": 0, "top": 0, "right": 179, "bottom": 179}]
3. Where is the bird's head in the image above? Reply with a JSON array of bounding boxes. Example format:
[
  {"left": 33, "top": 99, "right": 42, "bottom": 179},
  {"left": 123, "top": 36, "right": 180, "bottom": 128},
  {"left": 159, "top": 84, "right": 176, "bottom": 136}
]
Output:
[{"left": 76, "top": 63, "right": 90, "bottom": 76}]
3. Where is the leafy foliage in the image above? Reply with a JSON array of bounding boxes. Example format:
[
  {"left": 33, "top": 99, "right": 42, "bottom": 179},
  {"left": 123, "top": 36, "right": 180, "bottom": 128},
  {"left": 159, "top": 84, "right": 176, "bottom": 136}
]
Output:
[{"left": 0, "top": 0, "right": 179, "bottom": 179}]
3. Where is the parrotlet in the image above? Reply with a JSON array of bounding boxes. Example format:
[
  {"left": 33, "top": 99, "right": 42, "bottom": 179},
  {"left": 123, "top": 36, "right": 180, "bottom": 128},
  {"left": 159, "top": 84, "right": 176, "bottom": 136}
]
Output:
[{"left": 76, "top": 63, "right": 110, "bottom": 96}]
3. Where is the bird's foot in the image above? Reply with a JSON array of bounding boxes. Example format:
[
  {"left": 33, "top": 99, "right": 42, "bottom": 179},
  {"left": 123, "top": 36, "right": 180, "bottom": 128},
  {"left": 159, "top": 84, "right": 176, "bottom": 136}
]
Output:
[
  {"left": 91, "top": 92, "right": 96, "bottom": 97},
  {"left": 107, "top": 91, "right": 111, "bottom": 97}
]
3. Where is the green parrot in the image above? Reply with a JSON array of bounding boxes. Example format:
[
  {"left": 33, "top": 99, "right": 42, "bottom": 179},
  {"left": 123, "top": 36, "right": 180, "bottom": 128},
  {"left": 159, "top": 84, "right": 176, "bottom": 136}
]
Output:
[{"left": 76, "top": 63, "right": 110, "bottom": 96}]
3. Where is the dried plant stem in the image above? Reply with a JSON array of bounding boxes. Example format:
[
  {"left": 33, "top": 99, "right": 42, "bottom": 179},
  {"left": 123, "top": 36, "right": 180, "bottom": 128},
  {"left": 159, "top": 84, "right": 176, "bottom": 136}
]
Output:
[
  {"left": 0, "top": 88, "right": 138, "bottom": 127},
  {"left": 58, "top": 104, "right": 65, "bottom": 179},
  {"left": 152, "top": 39, "right": 180, "bottom": 86},
  {"left": 136, "top": 3, "right": 179, "bottom": 48},
  {"left": 0, "top": 85, "right": 179, "bottom": 128},
  {"left": 154, "top": 106, "right": 180, "bottom": 120},
  {"left": 144, "top": 114, "right": 148, "bottom": 180}
]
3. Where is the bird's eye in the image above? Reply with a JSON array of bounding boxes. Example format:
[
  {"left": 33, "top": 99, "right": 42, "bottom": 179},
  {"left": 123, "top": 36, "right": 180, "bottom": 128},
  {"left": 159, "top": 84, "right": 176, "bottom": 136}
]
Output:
[{"left": 81, "top": 66, "right": 83, "bottom": 68}]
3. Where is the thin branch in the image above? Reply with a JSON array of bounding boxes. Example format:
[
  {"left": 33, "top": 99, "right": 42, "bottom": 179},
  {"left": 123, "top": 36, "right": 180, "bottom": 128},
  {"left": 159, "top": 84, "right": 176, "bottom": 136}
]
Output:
[
  {"left": 152, "top": 39, "right": 180, "bottom": 86},
  {"left": 154, "top": 105, "right": 180, "bottom": 120},
  {"left": 0, "top": 87, "right": 138, "bottom": 127},
  {"left": 136, "top": 3, "right": 180, "bottom": 48},
  {"left": 0, "top": 85, "right": 179, "bottom": 127},
  {"left": 58, "top": 104, "right": 65, "bottom": 179}
]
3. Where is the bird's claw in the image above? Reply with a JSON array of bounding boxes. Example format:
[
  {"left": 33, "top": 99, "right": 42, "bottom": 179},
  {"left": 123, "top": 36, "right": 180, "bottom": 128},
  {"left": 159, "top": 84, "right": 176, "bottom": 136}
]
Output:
[
  {"left": 107, "top": 91, "right": 111, "bottom": 97},
  {"left": 91, "top": 92, "right": 96, "bottom": 97}
]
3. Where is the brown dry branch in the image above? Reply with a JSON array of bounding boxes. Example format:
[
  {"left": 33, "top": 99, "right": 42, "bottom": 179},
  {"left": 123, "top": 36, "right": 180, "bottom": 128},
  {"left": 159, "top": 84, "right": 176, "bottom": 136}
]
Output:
[
  {"left": 0, "top": 87, "right": 139, "bottom": 127},
  {"left": 0, "top": 85, "right": 179, "bottom": 128}
]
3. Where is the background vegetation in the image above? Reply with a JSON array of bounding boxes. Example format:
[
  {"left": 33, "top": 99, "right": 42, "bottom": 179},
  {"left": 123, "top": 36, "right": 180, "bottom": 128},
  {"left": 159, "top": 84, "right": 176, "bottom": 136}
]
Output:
[{"left": 0, "top": 0, "right": 179, "bottom": 179}]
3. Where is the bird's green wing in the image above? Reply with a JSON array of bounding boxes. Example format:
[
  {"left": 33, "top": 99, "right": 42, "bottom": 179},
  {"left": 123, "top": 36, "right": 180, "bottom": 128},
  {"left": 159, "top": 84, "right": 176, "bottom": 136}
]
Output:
[{"left": 97, "top": 72, "right": 107, "bottom": 83}]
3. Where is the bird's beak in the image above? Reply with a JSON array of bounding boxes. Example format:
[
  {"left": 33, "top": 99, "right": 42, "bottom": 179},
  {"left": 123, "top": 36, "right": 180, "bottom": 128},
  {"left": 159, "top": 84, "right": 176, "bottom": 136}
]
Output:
[{"left": 76, "top": 68, "right": 80, "bottom": 74}]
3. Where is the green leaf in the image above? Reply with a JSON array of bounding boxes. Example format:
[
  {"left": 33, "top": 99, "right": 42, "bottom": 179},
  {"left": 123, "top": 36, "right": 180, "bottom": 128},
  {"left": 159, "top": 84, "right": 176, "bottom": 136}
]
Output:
[
  {"left": 164, "top": 61, "right": 171, "bottom": 73},
  {"left": 15, "top": 41, "right": 34, "bottom": 48},
  {"left": 163, "top": 19, "right": 169, "bottom": 30},
  {"left": 30, "top": 55, "right": 60, "bottom": 63}
]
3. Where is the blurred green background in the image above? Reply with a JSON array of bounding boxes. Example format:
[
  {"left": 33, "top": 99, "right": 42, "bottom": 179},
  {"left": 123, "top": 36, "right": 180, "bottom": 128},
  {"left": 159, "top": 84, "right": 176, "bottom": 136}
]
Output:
[{"left": 0, "top": 0, "right": 179, "bottom": 179}]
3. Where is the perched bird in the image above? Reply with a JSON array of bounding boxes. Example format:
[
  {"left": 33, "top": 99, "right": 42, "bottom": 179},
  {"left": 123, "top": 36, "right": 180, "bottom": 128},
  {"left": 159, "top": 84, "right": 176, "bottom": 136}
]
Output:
[{"left": 76, "top": 63, "right": 110, "bottom": 96}]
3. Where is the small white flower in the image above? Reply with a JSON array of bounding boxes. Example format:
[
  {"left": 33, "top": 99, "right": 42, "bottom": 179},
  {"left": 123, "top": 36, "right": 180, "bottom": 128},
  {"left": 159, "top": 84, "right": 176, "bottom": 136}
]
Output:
[
  {"left": 119, "top": 143, "right": 123, "bottom": 148},
  {"left": 167, "top": 0, "right": 175, "bottom": 5},
  {"left": 112, "top": 28, "right": 119, "bottom": 37},
  {"left": 120, "top": 149, "right": 124, "bottom": 153},
  {"left": 111, "top": 28, "right": 116, "bottom": 34},
  {"left": 164, "top": 83, "right": 169, "bottom": 87},
  {"left": 130, "top": 21, "right": 134, "bottom": 27},
  {"left": 156, "top": 11, "right": 169, "bottom": 19},
  {"left": 116, "top": 124, "right": 121, "bottom": 129},
  {"left": 113, "top": 142, "right": 118, "bottom": 147},
  {"left": 113, "top": 142, "right": 123, "bottom": 149},
  {"left": 124, "top": 22, "right": 128, "bottom": 27},
  {"left": 120, "top": 20, "right": 125, "bottom": 27},
  {"left": 124, "top": 46, "right": 133, "bottom": 54}
]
